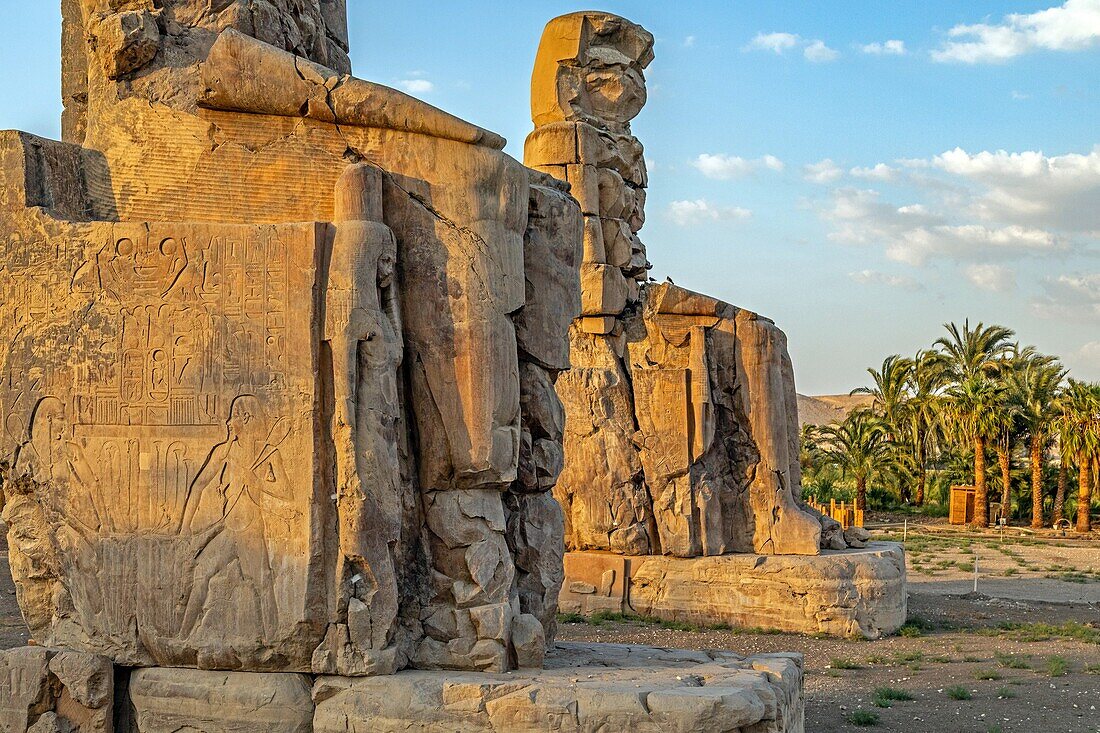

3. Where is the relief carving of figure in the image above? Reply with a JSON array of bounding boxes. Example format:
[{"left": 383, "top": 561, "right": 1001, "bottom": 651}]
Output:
[
  {"left": 15, "top": 396, "right": 102, "bottom": 537},
  {"left": 179, "top": 394, "right": 294, "bottom": 639},
  {"left": 325, "top": 164, "right": 404, "bottom": 657}
]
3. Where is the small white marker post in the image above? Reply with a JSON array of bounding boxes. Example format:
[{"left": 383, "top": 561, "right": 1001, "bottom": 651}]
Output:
[
  {"left": 973, "top": 553, "right": 979, "bottom": 593},
  {"left": 903, "top": 518, "right": 908, "bottom": 543}
]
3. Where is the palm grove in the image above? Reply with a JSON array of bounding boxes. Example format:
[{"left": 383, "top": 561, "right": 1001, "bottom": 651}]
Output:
[{"left": 801, "top": 322, "right": 1100, "bottom": 532}]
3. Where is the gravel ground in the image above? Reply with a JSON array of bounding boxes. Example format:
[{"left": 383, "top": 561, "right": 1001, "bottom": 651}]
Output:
[{"left": 556, "top": 527, "right": 1100, "bottom": 733}]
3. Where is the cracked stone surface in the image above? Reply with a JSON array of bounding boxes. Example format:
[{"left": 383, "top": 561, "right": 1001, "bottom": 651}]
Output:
[
  {"left": 559, "top": 544, "right": 908, "bottom": 639},
  {"left": 0, "top": 646, "right": 114, "bottom": 732},
  {"left": 106, "top": 643, "right": 804, "bottom": 732},
  {"left": 313, "top": 642, "right": 805, "bottom": 733},
  {"left": 526, "top": 14, "right": 828, "bottom": 562}
]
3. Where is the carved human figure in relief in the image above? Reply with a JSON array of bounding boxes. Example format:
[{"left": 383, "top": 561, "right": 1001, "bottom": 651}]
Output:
[
  {"left": 325, "top": 163, "right": 403, "bottom": 655},
  {"left": 180, "top": 394, "right": 294, "bottom": 639},
  {"left": 15, "top": 396, "right": 102, "bottom": 537}
]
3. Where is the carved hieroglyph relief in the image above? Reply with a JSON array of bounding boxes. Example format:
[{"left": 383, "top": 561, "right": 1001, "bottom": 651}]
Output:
[{"left": 1, "top": 219, "right": 323, "bottom": 668}]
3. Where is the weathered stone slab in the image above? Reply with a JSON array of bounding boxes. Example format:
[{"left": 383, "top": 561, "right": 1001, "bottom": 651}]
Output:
[
  {"left": 313, "top": 642, "right": 804, "bottom": 733},
  {"left": 0, "top": 218, "right": 328, "bottom": 670},
  {"left": 559, "top": 544, "right": 907, "bottom": 639},
  {"left": 125, "top": 668, "right": 313, "bottom": 733}
]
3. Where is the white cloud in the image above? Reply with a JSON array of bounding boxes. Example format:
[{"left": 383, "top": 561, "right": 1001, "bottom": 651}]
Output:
[
  {"left": 928, "top": 146, "right": 1100, "bottom": 232},
  {"left": 1011, "top": 90, "right": 1031, "bottom": 100},
  {"left": 1076, "top": 341, "right": 1100, "bottom": 362},
  {"left": 804, "top": 159, "right": 844, "bottom": 184},
  {"left": 744, "top": 32, "right": 838, "bottom": 61},
  {"left": 848, "top": 270, "right": 923, "bottom": 291},
  {"left": 850, "top": 163, "right": 898, "bottom": 181},
  {"left": 861, "top": 40, "right": 907, "bottom": 55},
  {"left": 684, "top": 35, "right": 696, "bottom": 48},
  {"left": 693, "top": 153, "right": 784, "bottom": 179},
  {"left": 668, "top": 199, "right": 752, "bottom": 226},
  {"left": 744, "top": 32, "right": 801, "bottom": 54},
  {"left": 965, "top": 263, "right": 1017, "bottom": 292},
  {"left": 822, "top": 187, "right": 1067, "bottom": 265},
  {"left": 932, "top": 0, "right": 1100, "bottom": 63},
  {"left": 1032, "top": 272, "right": 1100, "bottom": 321},
  {"left": 398, "top": 79, "right": 434, "bottom": 94},
  {"left": 804, "top": 40, "right": 840, "bottom": 62}
]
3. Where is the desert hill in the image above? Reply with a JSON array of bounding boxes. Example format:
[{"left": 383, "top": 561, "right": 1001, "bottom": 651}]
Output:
[{"left": 796, "top": 393, "right": 874, "bottom": 427}]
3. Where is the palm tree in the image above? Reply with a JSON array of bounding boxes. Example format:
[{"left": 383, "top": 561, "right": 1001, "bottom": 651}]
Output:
[
  {"left": 990, "top": 388, "right": 1020, "bottom": 522},
  {"left": 1057, "top": 380, "right": 1100, "bottom": 533},
  {"left": 933, "top": 321, "right": 1015, "bottom": 384},
  {"left": 941, "top": 377, "right": 1006, "bottom": 527},
  {"left": 933, "top": 321, "right": 1015, "bottom": 527},
  {"left": 907, "top": 350, "right": 944, "bottom": 506},
  {"left": 1004, "top": 352, "right": 1065, "bottom": 528},
  {"left": 853, "top": 355, "right": 914, "bottom": 501},
  {"left": 1054, "top": 460, "right": 1068, "bottom": 525},
  {"left": 817, "top": 409, "right": 895, "bottom": 511}
]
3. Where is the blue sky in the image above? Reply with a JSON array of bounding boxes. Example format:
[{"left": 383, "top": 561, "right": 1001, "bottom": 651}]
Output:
[{"left": 1, "top": 1, "right": 1097, "bottom": 393}]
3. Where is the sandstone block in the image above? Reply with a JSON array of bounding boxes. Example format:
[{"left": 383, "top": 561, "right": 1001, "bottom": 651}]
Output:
[
  {"left": 126, "top": 668, "right": 314, "bottom": 732},
  {"left": 597, "top": 167, "right": 628, "bottom": 219},
  {"left": 582, "top": 215, "right": 607, "bottom": 263},
  {"left": 516, "top": 183, "right": 584, "bottom": 371},
  {"left": 844, "top": 526, "right": 871, "bottom": 548},
  {"left": 504, "top": 492, "right": 565, "bottom": 637},
  {"left": 524, "top": 122, "right": 580, "bottom": 166},
  {"left": 0, "top": 647, "right": 113, "bottom": 733},
  {"left": 561, "top": 545, "right": 907, "bottom": 638},
  {"left": 314, "top": 642, "right": 803, "bottom": 733},
  {"left": 91, "top": 11, "right": 161, "bottom": 80},
  {"left": 579, "top": 316, "right": 617, "bottom": 335},
  {"left": 511, "top": 613, "right": 547, "bottom": 668},
  {"left": 566, "top": 164, "right": 600, "bottom": 215},
  {"left": 530, "top": 14, "right": 654, "bottom": 127},
  {"left": 601, "top": 217, "right": 634, "bottom": 268},
  {"left": 580, "top": 263, "right": 629, "bottom": 316},
  {"left": 628, "top": 187, "right": 647, "bottom": 232}
]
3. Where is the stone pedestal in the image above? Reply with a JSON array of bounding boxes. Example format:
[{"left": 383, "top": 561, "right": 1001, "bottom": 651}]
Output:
[
  {"left": 108, "top": 643, "right": 804, "bottom": 733},
  {"left": 560, "top": 543, "right": 907, "bottom": 639}
]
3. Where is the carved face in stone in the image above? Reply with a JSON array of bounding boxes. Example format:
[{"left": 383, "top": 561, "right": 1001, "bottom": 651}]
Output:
[
  {"left": 377, "top": 248, "right": 396, "bottom": 289},
  {"left": 20, "top": 396, "right": 68, "bottom": 483},
  {"left": 227, "top": 395, "right": 266, "bottom": 446},
  {"left": 582, "top": 53, "right": 647, "bottom": 124}
]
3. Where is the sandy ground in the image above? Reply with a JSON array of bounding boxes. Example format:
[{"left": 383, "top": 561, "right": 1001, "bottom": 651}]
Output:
[
  {"left": 1, "top": 527, "right": 1097, "bottom": 732},
  {"left": 556, "top": 527, "right": 1100, "bottom": 733}
]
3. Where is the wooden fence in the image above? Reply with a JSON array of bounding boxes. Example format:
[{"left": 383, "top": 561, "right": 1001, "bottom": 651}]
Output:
[{"left": 807, "top": 498, "right": 864, "bottom": 529}]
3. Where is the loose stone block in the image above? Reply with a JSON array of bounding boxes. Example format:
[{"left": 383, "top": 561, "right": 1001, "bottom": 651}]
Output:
[{"left": 0, "top": 647, "right": 113, "bottom": 733}]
